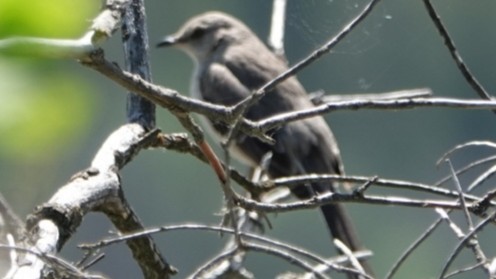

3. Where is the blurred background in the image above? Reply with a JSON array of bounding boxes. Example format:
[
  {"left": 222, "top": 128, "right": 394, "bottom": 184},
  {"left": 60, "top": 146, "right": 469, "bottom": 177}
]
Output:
[{"left": 1, "top": 0, "right": 495, "bottom": 278}]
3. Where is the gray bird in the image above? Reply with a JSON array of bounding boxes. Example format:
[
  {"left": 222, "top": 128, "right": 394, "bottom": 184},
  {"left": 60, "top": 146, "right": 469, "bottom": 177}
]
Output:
[{"left": 157, "top": 11, "right": 372, "bottom": 277}]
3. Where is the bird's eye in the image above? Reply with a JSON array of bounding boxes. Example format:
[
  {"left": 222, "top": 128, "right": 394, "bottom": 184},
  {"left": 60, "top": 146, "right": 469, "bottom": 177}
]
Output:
[{"left": 190, "top": 27, "right": 206, "bottom": 39}]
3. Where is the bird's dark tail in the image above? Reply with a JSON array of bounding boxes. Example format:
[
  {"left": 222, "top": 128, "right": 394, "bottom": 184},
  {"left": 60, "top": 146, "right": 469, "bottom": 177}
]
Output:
[{"left": 320, "top": 203, "right": 374, "bottom": 279}]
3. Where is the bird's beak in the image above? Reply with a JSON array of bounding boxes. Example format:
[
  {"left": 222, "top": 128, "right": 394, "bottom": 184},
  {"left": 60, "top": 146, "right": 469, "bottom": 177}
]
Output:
[{"left": 156, "top": 35, "right": 178, "bottom": 48}]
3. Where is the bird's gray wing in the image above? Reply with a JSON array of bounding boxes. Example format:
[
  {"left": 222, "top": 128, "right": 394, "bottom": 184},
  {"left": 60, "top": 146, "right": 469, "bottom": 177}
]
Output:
[
  {"left": 221, "top": 45, "right": 344, "bottom": 178},
  {"left": 199, "top": 62, "right": 251, "bottom": 106},
  {"left": 200, "top": 60, "right": 343, "bottom": 182},
  {"left": 199, "top": 62, "right": 274, "bottom": 165}
]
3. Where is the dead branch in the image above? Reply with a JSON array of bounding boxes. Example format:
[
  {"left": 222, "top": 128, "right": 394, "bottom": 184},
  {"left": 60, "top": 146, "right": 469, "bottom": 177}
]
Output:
[{"left": 8, "top": 125, "right": 175, "bottom": 279}]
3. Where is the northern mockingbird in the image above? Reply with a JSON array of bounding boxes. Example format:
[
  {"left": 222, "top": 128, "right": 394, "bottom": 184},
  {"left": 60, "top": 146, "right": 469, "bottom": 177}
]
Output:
[{"left": 157, "top": 11, "right": 373, "bottom": 277}]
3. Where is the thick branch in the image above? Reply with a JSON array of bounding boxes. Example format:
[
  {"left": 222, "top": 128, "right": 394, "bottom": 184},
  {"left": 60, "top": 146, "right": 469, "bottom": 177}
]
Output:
[
  {"left": 122, "top": 0, "right": 156, "bottom": 129},
  {"left": 9, "top": 124, "right": 175, "bottom": 279}
]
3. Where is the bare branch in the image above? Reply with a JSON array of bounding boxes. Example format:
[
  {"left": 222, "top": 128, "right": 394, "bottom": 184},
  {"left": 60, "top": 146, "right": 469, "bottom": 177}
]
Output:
[
  {"left": 386, "top": 162, "right": 495, "bottom": 279},
  {"left": 444, "top": 262, "right": 486, "bottom": 279},
  {"left": 446, "top": 160, "right": 475, "bottom": 230},
  {"left": 311, "top": 88, "right": 433, "bottom": 104},
  {"left": 191, "top": 209, "right": 257, "bottom": 279},
  {"left": 266, "top": 174, "right": 488, "bottom": 204},
  {"left": 82, "top": 223, "right": 370, "bottom": 278},
  {"left": 249, "top": 241, "right": 332, "bottom": 279},
  {"left": 122, "top": 0, "right": 156, "bottom": 129},
  {"left": 268, "top": 0, "right": 287, "bottom": 57},
  {"left": 467, "top": 164, "right": 496, "bottom": 192},
  {"left": 436, "top": 208, "right": 464, "bottom": 239},
  {"left": 79, "top": 51, "right": 496, "bottom": 145},
  {"left": 437, "top": 141, "right": 496, "bottom": 166},
  {"left": 445, "top": 160, "right": 486, "bottom": 264},
  {"left": 439, "top": 211, "right": 496, "bottom": 278},
  {"left": 422, "top": 0, "right": 494, "bottom": 103},
  {"left": 333, "top": 239, "right": 366, "bottom": 278},
  {"left": 253, "top": 98, "right": 496, "bottom": 134},
  {"left": 1, "top": 243, "right": 106, "bottom": 279},
  {"left": 0, "top": 193, "right": 25, "bottom": 239},
  {"left": 188, "top": 247, "right": 246, "bottom": 279},
  {"left": 224, "top": 0, "right": 384, "bottom": 159},
  {"left": 435, "top": 155, "right": 496, "bottom": 187},
  {"left": 251, "top": 0, "right": 383, "bottom": 102},
  {"left": 92, "top": 0, "right": 130, "bottom": 43},
  {"left": 236, "top": 191, "right": 467, "bottom": 214},
  {"left": 385, "top": 216, "right": 443, "bottom": 279},
  {"left": 9, "top": 124, "right": 176, "bottom": 279}
]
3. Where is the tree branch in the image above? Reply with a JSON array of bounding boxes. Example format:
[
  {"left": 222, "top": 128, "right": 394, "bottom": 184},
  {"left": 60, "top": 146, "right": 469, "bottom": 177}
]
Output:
[
  {"left": 422, "top": 0, "right": 493, "bottom": 103},
  {"left": 9, "top": 124, "right": 176, "bottom": 279},
  {"left": 122, "top": 0, "right": 156, "bottom": 129}
]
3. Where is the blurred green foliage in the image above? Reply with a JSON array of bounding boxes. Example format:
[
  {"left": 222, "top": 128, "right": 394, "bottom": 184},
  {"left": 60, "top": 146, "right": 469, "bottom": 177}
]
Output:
[
  {"left": 0, "top": 0, "right": 98, "bottom": 160},
  {"left": 0, "top": 0, "right": 97, "bottom": 37},
  {"left": 0, "top": 60, "right": 94, "bottom": 160}
]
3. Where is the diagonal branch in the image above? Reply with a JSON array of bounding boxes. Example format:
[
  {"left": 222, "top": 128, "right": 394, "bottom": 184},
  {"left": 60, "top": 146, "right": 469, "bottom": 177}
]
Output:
[
  {"left": 0, "top": 192, "right": 25, "bottom": 240},
  {"left": 422, "top": 0, "right": 494, "bottom": 104},
  {"left": 439, "top": 211, "right": 496, "bottom": 278},
  {"left": 9, "top": 124, "right": 176, "bottom": 279}
]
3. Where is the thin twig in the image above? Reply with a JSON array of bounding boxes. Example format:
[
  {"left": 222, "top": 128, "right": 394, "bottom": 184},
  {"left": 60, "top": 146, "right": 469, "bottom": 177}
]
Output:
[
  {"left": 254, "top": 98, "right": 496, "bottom": 134},
  {"left": 435, "top": 155, "right": 496, "bottom": 186},
  {"left": 81, "top": 223, "right": 370, "bottom": 277},
  {"left": 253, "top": 0, "right": 383, "bottom": 101},
  {"left": 236, "top": 191, "right": 467, "bottom": 214},
  {"left": 220, "top": 144, "right": 242, "bottom": 244},
  {"left": 82, "top": 52, "right": 496, "bottom": 139},
  {"left": 467, "top": 164, "right": 496, "bottom": 192},
  {"left": 446, "top": 160, "right": 474, "bottom": 230},
  {"left": 245, "top": 242, "right": 330, "bottom": 279},
  {"left": 0, "top": 192, "right": 25, "bottom": 239},
  {"left": 154, "top": 133, "right": 261, "bottom": 195},
  {"left": 439, "top": 211, "right": 496, "bottom": 278},
  {"left": 385, "top": 217, "right": 442, "bottom": 279},
  {"left": 436, "top": 141, "right": 496, "bottom": 166},
  {"left": 0, "top": 244, "right": 106, "bottom": 279},
  {"left": 225, "top": 0, "right": 384, "bottom": 152},
  {"left": 473, "top": 189, "right": 496, "bottom": 216},
  {"left": 436, "top": 208, "right": 464, "bottom": 238},
  {"left": 334, "top": 239, "right": 365, "bottom": 277},
  {"left": 422, "top": 0, "right": 494, "bottom": 104},
  {"left": 444, "top": 262, "right": 486, "bottom": 279},
  {"left": 188, "top": 247, "right": 239, "bottom": 279},
  {"left": 385, "top": 165, "right": 493, "bottom": 279},
  {"left": 267, "top": 174, "right": 489, "bottom": 205}
]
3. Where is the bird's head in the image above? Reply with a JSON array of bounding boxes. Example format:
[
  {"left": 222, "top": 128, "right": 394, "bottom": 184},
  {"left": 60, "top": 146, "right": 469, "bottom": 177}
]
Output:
[{"left": 157, "top": 11, "right": 253, "bottom": 62}]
